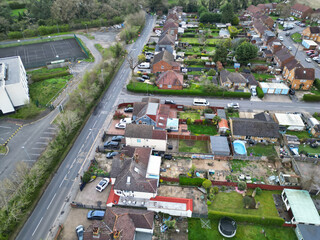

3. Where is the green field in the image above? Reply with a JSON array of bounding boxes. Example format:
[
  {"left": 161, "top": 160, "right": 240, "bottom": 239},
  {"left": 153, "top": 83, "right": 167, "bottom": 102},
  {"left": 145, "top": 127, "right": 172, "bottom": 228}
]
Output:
[
  {"left": 179, "top": 140, "right": 209, "bottom": 153},
  {"left": 291, "top": 32, "right": 302, "bottom": 43},
  {"left": 188, "top": 218, "right": 296, "bottom": 240}
]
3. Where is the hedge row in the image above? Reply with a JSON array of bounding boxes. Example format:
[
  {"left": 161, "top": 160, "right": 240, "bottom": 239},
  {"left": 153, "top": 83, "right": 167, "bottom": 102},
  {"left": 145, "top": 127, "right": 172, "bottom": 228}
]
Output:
[
  {"left": 256, "top": 86, "right": 264, "bottom": 99},
  {"left": 30, "top": 70, "right": 70, "bottom": 82},
  {"left": 303, "top": 94, "right": 320, "bottom": 102},
  {"left": 179, "top": 177, "right": 205, "bottom": 186},
  {"left": 314, "top": 78, "right": 320, "bottom": 90},
  {"left": 8, "top": 1, "right": 26, "bottom": 9},
  {"left": 127, "top": 83, "right": 252, "bottom": 99},
  {"left": 208, "top": 210, "right": 285, "bottom": 226}
]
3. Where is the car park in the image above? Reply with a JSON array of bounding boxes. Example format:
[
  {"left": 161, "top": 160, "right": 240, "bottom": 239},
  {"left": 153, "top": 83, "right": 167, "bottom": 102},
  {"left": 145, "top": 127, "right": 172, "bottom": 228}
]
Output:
[
  {"left": 87, "top": 210, "right": 105, "bottom": 220},
  {"left": 76, "top": 225, "right": 84, "bottom": 240},
  {"left": 111, "top": 136, "right": 124, "bottom": 142},
  {"left": 305, "top": 58, "right": 311, "bottom": 63},
  {"left": 95, "top": 178, "right": 109, "bottom": 192},
  {"left": 124, "top": 107, "right": 133, "bottom": 112},
  {"left": 106, "top": 151, "right": 119, "bottom": 159},
  {"left": 104, "top": 141, "right": 119, "bottom": 149},
  {"left": 115, "top": 123, "right": 126, "bottom": 129},
  {"left": 164, "top": 100, "right": 175, "bottom": 104},
  {"left": 227, "top": 103, "right": 240, "bottom": 109}
]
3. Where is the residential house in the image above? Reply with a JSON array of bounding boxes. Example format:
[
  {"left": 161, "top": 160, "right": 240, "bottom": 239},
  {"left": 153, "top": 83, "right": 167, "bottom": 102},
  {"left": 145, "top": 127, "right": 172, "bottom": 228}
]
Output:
[
  {"left": 132, "top": 101, "right": 159, "bottom": 126},
  {"left": 247, "top": 5, "right": 262, "bottom": 16},
  {"left": 252, "top": 19, "right": 269, "bottom": 37},
  {"left": 0, "top": 56, "right": 29, "bottom": 114},
  {"left": 274, "top": 47, "right": 294, "bottom": 68},
  {"left": 262, "top": 49, "right": 273, "bottom": 62},
  {"left": 302, "top": 27, "right": 320, "bottom": 42},
  {"left": 263, "top": 30, "right": 276, "bottom": 45},
  {"left": 218, "top": 119, "right": 230, "bottom": 134},
  {"left": 284, "top": 67, "right": 315, "bottom": 90},
  {"left": 268, "top": 40, "right": 282, "bottom": 54},
  {"left": 156, "top": 70, "right": 183, "bottom": 90},
  {"left": 291, "top": 3, "right": 313, "bottom": 19},
  {"left": 241, "top": 73, "right": 258, "bottom": 89},
  {"left": 163, "top": 18, "right": 179, "bottom": 33},
  {"left": 261, "top": 15, "right": 275, "bottom": 29},
  {"left": 295, "top": 224, "right": 320, "bottom": 240},
  {"left": 83, "top": 207, "right": 154, "bottom": 240},
  {"left": 219, "top": 69, "right": 248, "bottom": 89},
  {"left": 155, "top": 29, "right": 176, "bottom": 54},
  {"left": 274, "top": 113, "right": 305, "bottom": 131},
  {"left": 155, "top": 104, "right": 171, "bottom": 130},
  {"left": 219, "top": 28, "right": 230, "bottom": 38},
  {"left": 230, "top": 112, "right": 279, "bottom": 143},
  {"left": 125, "top": 124, "right": 167, "bottom": 151},
  {"left": 152, "top": 50, "right": 180, "bottom": 73},
  {"left": 282, "top": 58, "right": 302, "bottom": 81},
  {"left": 257, "top": 3, "right": 277, "bottom": 14}
]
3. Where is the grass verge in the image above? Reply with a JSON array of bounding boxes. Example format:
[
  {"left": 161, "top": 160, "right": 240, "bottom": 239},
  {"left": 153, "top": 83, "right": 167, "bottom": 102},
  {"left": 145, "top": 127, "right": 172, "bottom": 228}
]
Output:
[
  {"left": 291, "top": 32, "right": 302, "bottom": 43},
  {"left": 0, "top": 145, "right": 7, "bottom": 154}
]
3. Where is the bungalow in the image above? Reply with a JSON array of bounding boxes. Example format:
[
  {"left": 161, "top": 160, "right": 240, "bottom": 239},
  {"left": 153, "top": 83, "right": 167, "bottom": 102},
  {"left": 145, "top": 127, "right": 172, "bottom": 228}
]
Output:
[
  {"left": 274, "top": 47, "right": 294, "bottom": 68},
  {"left": 219, "top": 69, "right": 248, "bottom": 89},
  {"left": 156, "top": 70, "right": 183, "bottom": 90},
  {"left": 241, "top": 72, "right": 258, "bottom": 88},
  {"left": 284, "top": 67, "right": 315, "bottom": 90},
  {"left": 302, "top": 27, "right": 320, "bottom": 42},
  {"left": 152, "top": 50, "right": 180, "bottom": 73},
  {"left": 291, "top": 3, "right": 313, "bottom": 19},
  {"left": 230, "top": 112, "right": 279, "bottom": 143},
  {"left": 125, "top": 124, "right": 167, "bottom": 151}
]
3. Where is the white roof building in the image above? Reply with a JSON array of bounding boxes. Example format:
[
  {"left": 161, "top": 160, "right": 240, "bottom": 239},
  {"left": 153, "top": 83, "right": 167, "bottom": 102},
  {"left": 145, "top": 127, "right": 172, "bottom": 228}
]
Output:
[
  {"left": 0, "top": 56, "right": 29, "bottom": 114},
  {"left": 146, "top": 155, "right": 161, "bottom": 179},
  {"left": 274, "top": 113, "right": 305, "bottom": 131}
]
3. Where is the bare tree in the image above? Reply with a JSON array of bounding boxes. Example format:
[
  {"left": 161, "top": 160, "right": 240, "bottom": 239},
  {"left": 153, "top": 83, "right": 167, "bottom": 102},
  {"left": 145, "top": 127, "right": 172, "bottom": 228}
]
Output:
[{"left": 127, "top": 54, "right": 145, "bottom": 76}]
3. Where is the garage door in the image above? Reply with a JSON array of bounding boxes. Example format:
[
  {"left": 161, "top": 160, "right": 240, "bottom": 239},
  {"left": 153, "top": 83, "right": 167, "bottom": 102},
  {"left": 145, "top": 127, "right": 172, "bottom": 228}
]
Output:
[{"left": 267, "top": 88, "right": 274, "bottom": 94}]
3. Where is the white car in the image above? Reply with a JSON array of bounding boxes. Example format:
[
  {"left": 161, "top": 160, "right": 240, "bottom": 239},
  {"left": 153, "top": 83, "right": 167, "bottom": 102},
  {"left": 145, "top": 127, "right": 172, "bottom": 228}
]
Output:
[
  {"left": 120, "top": 118, "right": 132, "bottom": 124},
  {"left": 279, "top": 36, "right": 283, "bottom": 41},
  {"left": 312, "top": 57, "right": 319, "bottom": 61},
  {"left": 251, "top": 88, "right": 257, "bottom": 96},
  {"left": 227, "top": 103, "right": 240, "bottom": 109},
  {"left": 288, "top": 46, "right": 292, "bottom": 51},
  {"left": 115, "top": 123, "right": 126, "bottom": 129},
  {"left": 95, "top": 178, "right": 109, "bottom": 192},
  {"left": 305, "top": 57, "right": 312, "bottom": 63}
]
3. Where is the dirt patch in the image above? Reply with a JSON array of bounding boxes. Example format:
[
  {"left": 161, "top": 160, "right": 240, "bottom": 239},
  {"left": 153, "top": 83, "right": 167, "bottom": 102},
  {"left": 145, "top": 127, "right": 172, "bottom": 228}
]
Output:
[
  {"left": 161, "top": 159, "right": 192, "bottom": 178},
  {"left": 153, "top": 217, "right": 188, "bottom": 240}
]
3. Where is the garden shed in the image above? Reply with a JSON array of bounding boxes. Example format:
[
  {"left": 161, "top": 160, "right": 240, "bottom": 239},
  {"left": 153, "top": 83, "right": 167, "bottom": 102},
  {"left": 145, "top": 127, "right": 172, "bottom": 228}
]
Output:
[
  {"left": 274, "top": 113, "right": 305, "bottom": 131},
  {"left": 259, "top": 82, "right": 289, "bottom": 94},
  {"left": 295, "top": 224, "right": 320, "bottom": 240},
  {"left": 210, "top": 136, "right": 230, "bottom": 156}
]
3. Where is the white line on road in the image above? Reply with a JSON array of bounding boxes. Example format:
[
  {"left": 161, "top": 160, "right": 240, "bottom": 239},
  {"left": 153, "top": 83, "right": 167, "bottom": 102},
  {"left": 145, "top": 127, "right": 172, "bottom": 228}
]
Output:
[
  {"left": 32, "top": 216, "right": 43, "bottom": 236},
  {"left": 32, "top": 147, "right": 45, "bottom": 150},
  {"left": 23, "top": 159, "right": 37, "bottom": 162},
  {"left": 59, "top": 179, "right": 64, "bottom": 188},
  {"left": 30, "top": 153, "right": 41, "bottom": 156},
  {"left": 47, "top": 193, "right": 57, "bottom": 210},
  {"left": 40, "top": 136, "right": 52, "bottom": 140},
  {"left": 44, "top": 131, "right": 55, "bottom": 135},
  {"left": 0, "top": 125, "right": 11, "bottom": 129},
  {"left": 36, "top": 142, "right": 47, "bottom": 145}
]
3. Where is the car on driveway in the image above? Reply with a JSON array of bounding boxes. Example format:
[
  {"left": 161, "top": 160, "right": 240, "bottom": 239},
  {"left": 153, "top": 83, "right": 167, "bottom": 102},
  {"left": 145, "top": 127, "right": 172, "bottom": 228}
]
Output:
[
  {"left": 227, "top": 102, "right": 240, "bottom": 109},
  {"left": 279, "top": 36, "right": 283, "bottom": 41},
  {"left": 115, "top": 123, "right": 126, "bottom": 129},
  {"left": 87, "top": 210, "right": 105, "bottom": 220},
  {"left": 124, "top": 107, "right": 133, "bottom": 113},
  {"left": 104, "top": 141, "right": 119, "bottom": 149},
  {"left": 111, "top": 135, "right": 124, "bottom": 142},
  {"left": 76, "top": 225, "right": 84, "bottom": 240},
  {"left": 251, "top": 88, "right": 257, "bottom": 96},
  {"left": 96, "top": 178, "right": 109, "bottom": 192},
  {"left": 136, "top": 77, "right": 145, "bottom": 82},
  {"left": 141, "top": 75, "right": 150, "bottom": 80},
  {"left": 106, "top": 151, "right": 119, "bottom": 159},
  {"left": 313, "top": 57, "right": 319, "bottom": 61},
  {"left": 120, "top": 118, "right": 132, "bottom": 124},
  {"left": 305, "top": 58, "right": 312, "bottom": 63},
  {"left": 164, "top": 100, "right": 175, "bottom": 104}
]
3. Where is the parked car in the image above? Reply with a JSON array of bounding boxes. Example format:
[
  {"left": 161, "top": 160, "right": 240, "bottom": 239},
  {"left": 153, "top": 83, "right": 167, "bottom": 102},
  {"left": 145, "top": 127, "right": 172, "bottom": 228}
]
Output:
[
  {"left": 305, "top": 57, "right": 312, "bottom": 63},
  {"left": 76, "top": 225, "right": 84, "bottom": 240},
  {"left": 164, "top": 100, "right": 175, "bottom": 104},
  {"left": 136, "top": 77, "right": 145, "bottom": 82},
  {"left": 115, "top": 123, "right": 126, "bottom": 129},
  {"left": 285, "top": 32, "right": 290, "bottom": 36},
  {"left": 138, "top": 62, "right": 150, "bottom": 69},
  {"left": 300, "top": 23, "right": 306, "bottom": 27},
  {"left": 288, "top": 46, "right": 292, "bottom": 51},
  {"left": 111, "top": 135, "right": 124, "bottom": 142},
  {"left": 227, "top": 102, "right": 240, "bottom": 109},
  {"left": 124, "top": 107, "right": 133, "bottom": 113},
  {"left": 313, "top": 57, "right": 319, "bottom": 61},
  {"left": 164, "top": 154, "right": 172, "bottom": 160},
  {"left": 106, "top": 151, "right": 119, "bottom": 159},
  {"left": 96, "top": 178, "right": 110, "bottom": 192},
  {"left": 141, "top": 74, "right": 150, "bottom": 80},
  {"left": 87, "top": 210, "right": 105, "bottom": 220},
  {"left": 289, "top": 89, "right": 295, "bottom": 95},
  {"left": 120, "top": 118, "right": 132, "bottom": 124},
  {"left": 104, "top": 141, "right": 119, "bottom": 149},
  {"left": 251, "top": 88, "right": 257, "bottom": 96},
  {"left": 279, "top": 36, "right": 284, "bottom": 41}
]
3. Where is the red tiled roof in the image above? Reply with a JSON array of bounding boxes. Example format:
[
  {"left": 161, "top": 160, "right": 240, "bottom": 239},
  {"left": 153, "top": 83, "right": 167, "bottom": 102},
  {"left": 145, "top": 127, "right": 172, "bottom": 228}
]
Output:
[
  {"left": 106, "top": 186, "right": 120, "bottom": 206},
  {"left": 247, "top": 5, "right": 261, "bottom": 14},
  {"left": 294, "top": 68, "right": 315, "bottom": 80},
  {"left": 150, "top": 196, "right": 193, "bottom": 211},
  {"left": 152, "top": 129, "right": 167, "bottom": 140},
  {"left": 219, "top": 118, "right": 229, "bottom": 129},
  {"left": 156, "top": 70, "right": 183, "bottom": 86},
  {"left": 291, "top": 3, "right": 312, "bottom": 13}
]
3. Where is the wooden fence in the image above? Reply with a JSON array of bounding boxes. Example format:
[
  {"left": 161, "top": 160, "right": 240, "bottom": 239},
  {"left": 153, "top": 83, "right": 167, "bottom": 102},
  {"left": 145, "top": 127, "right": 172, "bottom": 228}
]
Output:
[{"left": 168, "top": 134, "right": 210, "bottom": 141}]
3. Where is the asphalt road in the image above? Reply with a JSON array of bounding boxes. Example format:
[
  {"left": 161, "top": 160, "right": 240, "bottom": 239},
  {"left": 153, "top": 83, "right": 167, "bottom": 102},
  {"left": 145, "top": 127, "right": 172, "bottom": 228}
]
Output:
[
  {"left": 16, "top": 14, "right": 156, "bottom": 240},
  {"left": 278, "top": 22, "right": 320, "bottom": 78}
]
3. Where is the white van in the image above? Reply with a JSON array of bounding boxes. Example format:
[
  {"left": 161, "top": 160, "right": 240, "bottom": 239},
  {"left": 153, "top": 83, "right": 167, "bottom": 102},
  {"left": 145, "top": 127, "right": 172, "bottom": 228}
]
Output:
[
  {"left": 138, "top": 62, "right": 150, "bottom": 69},
  {"left": 193, "top": 98, "right": 209, "bottom": 106}
]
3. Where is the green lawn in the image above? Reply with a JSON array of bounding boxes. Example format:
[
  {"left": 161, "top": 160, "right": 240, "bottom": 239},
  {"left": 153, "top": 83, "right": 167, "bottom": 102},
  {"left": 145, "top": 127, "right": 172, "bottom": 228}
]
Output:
[
  {"left": 179, "top": 140, "right": 209, "bottom": 153},
  {"left": 286, "top": 130, "right": 312, "bottom": 140},
  {"left": 247, "top": 144, "right": 277, "bottom": 157},
  {"left": 179, "top": 112, "right": 201, "bottom": 121},
  {"left": 291, "top": 32, "right": 302, "bottom": 43},
  {"left": 252, "top": 73, "right": 274, "bottom": 81},
  {"left": 187, "top": 71, "right": 203, "bottom": 75},
  {"left": 231, "top": 160, "right": 250, "bottom": 172},
  {"left": 188, "top": 218, "right": 296, "bottom": 240},
  {"left": 11, "top": 8, "right": 26, "bottom": 17},
  {"left": 208, "top": 190, "right": 280, "bottom": 217},
  {"left": 226, "top": 111, "right": 239, "bottom": 119},
  {"left": 299, "top": 144, "right": 320, "bottom": 155},
  {"left": 0, "top": 145, "right": 7, "bottom": 154},
  {"left": 180, "top": 37, "right": 224, "bottom": 45},
  {"left": 28, "top": 67, "right": 69, "bottom": 75},
  {"left": 188, "top": 124, "right": 218, "bottom": 136},
  {"left": 29, "top": 76, "right": 71, "bottom": 106}
]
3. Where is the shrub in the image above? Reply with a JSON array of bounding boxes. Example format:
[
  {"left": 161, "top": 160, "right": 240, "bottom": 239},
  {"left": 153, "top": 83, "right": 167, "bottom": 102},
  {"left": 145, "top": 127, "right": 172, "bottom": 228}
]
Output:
[
  {"left": 208, "top": 211, "right": 285, "bottom": 226},
  {"left": 82, "top": 171, "right": 91, "bottom": 183},
  {"left": 179, "top": 176, "right": 205, "bottom": 186},
  {"left": 207, "top": 200, "right": 212, "bottom": 206},
  {"left": 213, "top": 186, "right": 219, "bottom": 194},
  {"left": 255, "top": 187, "right": 262, "bottom": 196},
  {"left": 221, "top": 186, "right": 226, "bottom": 191},
  {"left": 238, "top": 181, "right": 247, "bottom": 191},
  {"left": 243, "top": 196, "right": 253, "bottom": 208},
  {"left": 8, "top": 1, "right": 26, "bottom": 9},
  {"left": 256, "top": 86, "right": 264, "bottom": 99},
  {"left": 8, "top": 31, "right": 23, "bottom": 39},
  {"left": 202, "top": 179, "right": 212, "bottom": 189},
  {"left": 208, "top": 193, "right": 215, "bottom": 201},
  {"left": 30, "top": 70, "right": 70, "bottom": 82},
  {"left": 207, "top": 69, "right": 216, "bottom": 76},
  {"left": 314, "top": 78, "right": 320, "bottom": 90},
  {"left": 303, "top": 94, "right": 320, "bottom": 102}
]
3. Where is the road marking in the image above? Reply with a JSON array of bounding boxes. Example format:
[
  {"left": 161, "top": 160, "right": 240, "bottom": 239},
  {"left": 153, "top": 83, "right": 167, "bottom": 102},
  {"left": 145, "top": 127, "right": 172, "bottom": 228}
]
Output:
[
  {"left": 0, "top": 126, "right": 11, "bottom": 129},
  {"left": 40, "top": 136, "right": 52, "bottom": 140},
  {"left": 32, "top": 147, "right": 45, "bottom": 150},
  {"left": 36, "top": 142, "right": 47, "bottom": 145},
  {"left": 32, "top": 216, "right": 43, "bottom": 236},
  {"left": 47, "top": 193, "right": 57, "bottom": 210},
  {"left": 44, "top": 131, "right": 55, "bottom": 135},
  {"left": 23, "top": 159, "right": 37, "bottom": 162},
  {"left": 59, "top": 179, "right": 64, "bottom": 188},
  {"left": 30, "top": 153, "right": 41, "bottom": 156}
]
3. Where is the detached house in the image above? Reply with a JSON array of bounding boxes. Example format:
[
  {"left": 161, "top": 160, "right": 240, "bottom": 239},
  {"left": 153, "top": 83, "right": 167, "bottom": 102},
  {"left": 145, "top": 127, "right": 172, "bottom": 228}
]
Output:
[
  {"left": 163, "top": 18, "right": 179, "bottom": 32},
  {"left": 291, "top": 3, "right": 313, "bottom": 19},
  {"left": 156, "top": 70, "right": 183, "bottom": 90},
  {"left": 274, "top": 48, "right": 294, "bottom": 68},
  {"left": 156, "top": 29, "right": 176, "bottom": 54},
  {"left": 302, "top": 27, "right": 320, "bottom": 42},
  {"left": 219, "top": 70, "right": 248, "bottom": 89},
  {"left": 285, "top": 68, "right": 315, "bottom": 90},
  {"left": 152, "top": 50, "right": 180, "bottom": 73},
  {"left": 257, "top": 3, "right": 277, "bottom": 14},
  {"left": 230, "top": 112, "right": 279, "bottom": 143},
  {"left": 132, "top": 99, "right": 160, "bottom": 126},
  {"left": 247, "top": 5, "right": 262, "bottom": 16}
]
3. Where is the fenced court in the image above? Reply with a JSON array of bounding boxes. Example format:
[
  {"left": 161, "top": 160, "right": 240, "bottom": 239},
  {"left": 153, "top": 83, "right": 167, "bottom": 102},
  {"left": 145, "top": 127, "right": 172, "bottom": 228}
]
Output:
[{"left": 0, "top": 38, "right": 87, "bottom": 69}]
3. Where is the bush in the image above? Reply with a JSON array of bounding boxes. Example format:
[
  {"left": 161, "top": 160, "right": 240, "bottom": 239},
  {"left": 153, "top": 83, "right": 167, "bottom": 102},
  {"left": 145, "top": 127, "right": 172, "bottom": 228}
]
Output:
[
  {"left": 8, "top": 31, "right": 23, "bottom": 39},
  {"left": 30, "top": 70, "right": 70, "bottom": 82},
  {"left": 303, "top": 94, "right": 320, "bottom": 102},
  {"left": 202, "top": 179, "right": 212, "bottom": 189},
  {"left": 255, "top": 187, "right": 262, "bottom": 196},
  {"left": 256, "top": 86, "right": 264, "bottom": 99},
  {"left": 221, "top": 186, "right": 226, "bottom": 191},
  {"left": 314, "top": 78, "right": 320, "bottom": 90},
  {"left": 179, "top": 176, "right": 205, "bottom": 186},
  {"left": 82, "top": 171, "right": 91, "bottom": 183},
  {"left": 208, "top": 211, "right": 285, "bottom": 226},
  {"left": 208, "top": 193, "right": 215, "bottom": 201},
  {"left": 243, "top": 196, "right": 253, "bottom": 208},
  {"left": 213, "top": 186, "right": 219, "bottom": 194},
  {"left": 238, "top": 181, "right": 247, "bottom": 191},
  {"left": 207, "top": 69, "right": 216, "bottom": 76},
  {"left": 8, "top": 1, "right": 26, "bottom": 9},
  {"left": 207, "top": 200, "right": 212, "bottom": 206}
]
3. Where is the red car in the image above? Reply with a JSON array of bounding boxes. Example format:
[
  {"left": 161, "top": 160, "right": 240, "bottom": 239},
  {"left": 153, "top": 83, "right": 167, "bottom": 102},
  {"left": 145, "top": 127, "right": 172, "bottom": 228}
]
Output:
[{"left": 310, "top": 54, "right": 318, "bottom": 58}]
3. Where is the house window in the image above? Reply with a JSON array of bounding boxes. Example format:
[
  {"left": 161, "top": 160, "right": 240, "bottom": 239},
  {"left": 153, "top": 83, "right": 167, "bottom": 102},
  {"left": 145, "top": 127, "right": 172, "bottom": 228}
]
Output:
[
  {"left": 161, "top": 66, "right": 164, "bottom": 69},
  {"left": 159, "top": 84, "right": 163, "bottom": 87},
  {"left": 168, "top": 85, "right": 172, "bottom": 88},
  {"left": 137, "top": 139, "right": 141, "bottom": 143},
  {"left": 142, "top": 122, "right": 147, "bottom": 125}
]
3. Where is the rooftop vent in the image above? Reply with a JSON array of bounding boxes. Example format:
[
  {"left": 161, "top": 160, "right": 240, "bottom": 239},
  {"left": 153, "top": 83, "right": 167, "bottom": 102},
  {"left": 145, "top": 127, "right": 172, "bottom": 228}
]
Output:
[
  {"left": 0, "top": 63, "right": 8, "bottom": 81},
  {"left": 126, "top": 176, "right": 131, "bottom": 184}
]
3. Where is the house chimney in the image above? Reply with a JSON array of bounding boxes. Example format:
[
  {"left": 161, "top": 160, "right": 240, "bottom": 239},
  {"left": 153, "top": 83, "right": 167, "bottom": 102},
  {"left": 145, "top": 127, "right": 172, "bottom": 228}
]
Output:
[
  {"left": 113, "top": 230, "right": 122, "bottom": 239},
  {"left": 126, "top": 176, "right": 131, "bottom": 184},
  {"left": 134, "top": 153, "right": 139, "bottom": 163},
  {"left": 93, "top": 227, "right": 100, "bottom": 238}
]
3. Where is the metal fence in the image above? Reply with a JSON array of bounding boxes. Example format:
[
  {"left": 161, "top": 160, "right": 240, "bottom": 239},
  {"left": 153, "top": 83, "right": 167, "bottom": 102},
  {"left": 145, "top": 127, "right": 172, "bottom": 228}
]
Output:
[{"left": 74, "top": 34, "right": 89, "bottom": 57}]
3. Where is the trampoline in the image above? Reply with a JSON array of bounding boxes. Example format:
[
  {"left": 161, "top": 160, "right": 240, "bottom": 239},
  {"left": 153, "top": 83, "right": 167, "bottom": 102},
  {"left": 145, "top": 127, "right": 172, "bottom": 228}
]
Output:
[{"left": 218, "top": 217, "right": 237, "bottom": 238}]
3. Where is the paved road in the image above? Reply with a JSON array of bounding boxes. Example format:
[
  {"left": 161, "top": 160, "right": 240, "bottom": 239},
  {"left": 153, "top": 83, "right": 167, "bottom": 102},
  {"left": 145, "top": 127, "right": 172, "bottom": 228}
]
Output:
[
  {"left": 278, "top": 22, "right": 320, "bottom": 78},
  {"left": 16, "top": 14, "right": 156, "bottom": 240}
]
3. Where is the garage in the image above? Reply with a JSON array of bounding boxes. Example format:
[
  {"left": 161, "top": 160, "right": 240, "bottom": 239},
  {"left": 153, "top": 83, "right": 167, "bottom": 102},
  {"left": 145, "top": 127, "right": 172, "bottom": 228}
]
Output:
[{"left": 259, "top": 82, "right": 289, "bottom": 95}]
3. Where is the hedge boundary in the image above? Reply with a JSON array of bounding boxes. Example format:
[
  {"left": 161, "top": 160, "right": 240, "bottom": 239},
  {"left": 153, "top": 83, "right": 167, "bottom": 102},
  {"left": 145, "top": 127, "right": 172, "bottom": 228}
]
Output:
[
  {"left": 208, "top": 210, "right": 285, "bottom": 226},
  {"left": 179, "top": 176, "right": 205, "bottom": 186},
  {"left": 256, "top": 86, "right": 264, "bottom": 99},
  {"left": 303, "top": 94, "right": 320, "bottom": 102},
  {"left": 30, "top": 70, "right": 70, "bottom": 82}
]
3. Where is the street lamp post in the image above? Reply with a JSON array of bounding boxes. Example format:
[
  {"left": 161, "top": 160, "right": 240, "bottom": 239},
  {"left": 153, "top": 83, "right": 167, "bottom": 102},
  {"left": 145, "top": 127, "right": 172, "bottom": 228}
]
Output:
[{"left": 21, "top": 146, "right": 31, "bottom": 161}]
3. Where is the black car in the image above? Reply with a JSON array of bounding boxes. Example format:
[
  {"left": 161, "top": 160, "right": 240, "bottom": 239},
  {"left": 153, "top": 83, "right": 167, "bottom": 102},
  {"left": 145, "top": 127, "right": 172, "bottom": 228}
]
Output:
[
  {"left": 106, "top": 151, "right": 119, "bottom": 159},
  {"left": 111, "top": 135, "right": 124, "bottom": 142},
  {"left": 289, "top": 89, "right": 295, "bottom": 95},
  {"left": 104, "top": 141, "right": 119, "bottom": 149},
  {"left": 136, "top": 77, "right": 145, "bottom": 82},
  {"left": 164, "top": 154, "right": 172, "bottom": 160},
  {"left": 164, "top": 100, "right": 175, "bottom": 104},
  {"left": 142, "top": 75, "right": 150, "bottom": 79},
  {"left": 124, "top": 107, "right": 133, "bottom": 112}
]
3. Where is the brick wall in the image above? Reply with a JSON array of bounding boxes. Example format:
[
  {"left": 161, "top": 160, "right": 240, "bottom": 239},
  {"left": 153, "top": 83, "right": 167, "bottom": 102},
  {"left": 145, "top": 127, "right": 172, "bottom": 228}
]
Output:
[
  {"left": 153, "top": 61, "right": 173, "bottom": 73},
  {"left": 167, "top": 134, "right": 210, "bottom": 141}
]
